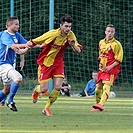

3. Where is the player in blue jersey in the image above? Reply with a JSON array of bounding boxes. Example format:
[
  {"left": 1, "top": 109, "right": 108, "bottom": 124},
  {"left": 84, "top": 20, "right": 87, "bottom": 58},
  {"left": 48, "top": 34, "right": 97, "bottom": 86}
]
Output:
[
  {"left": 0, "top": 16, "right": 32, "bottom": 111},
  {"left": 0, "top": 54, "right": 25, "bottom": 106},
  {"left": 74, "top": 71, "right": 98, "bottom": 97}
]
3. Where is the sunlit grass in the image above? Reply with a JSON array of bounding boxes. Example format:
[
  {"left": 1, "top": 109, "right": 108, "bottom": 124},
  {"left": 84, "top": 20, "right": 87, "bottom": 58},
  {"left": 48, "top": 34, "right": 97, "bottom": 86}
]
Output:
[{"left": 0, "top": 94, "right": 133, "bottom": 133}]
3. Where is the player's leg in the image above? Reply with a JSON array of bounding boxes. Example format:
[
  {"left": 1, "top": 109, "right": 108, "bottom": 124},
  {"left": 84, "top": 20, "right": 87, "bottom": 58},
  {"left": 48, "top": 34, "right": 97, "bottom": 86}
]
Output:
[
  {"left": 0, "top": 85, "right": 10, "bottom": 102},
  {"left": 7, "top": 69, "right": 22, "bottom": 111},
  {"left": 0, "top": 64, "right": 12, "bottom": 104},
  {"left": 99, "top": 83, "right": 111, "bottom": 106},
  {"left": 36, "top": 64, "right": 64, "bottom": 116},
  {"left": 92, "top": 71, "right": 103, "bottom": 103},
  {"left": 32, "top": 65, "right": 50, "bottom": 103},
  {"left": 0, "top": 96, "right": 7, "bottom": 106},
  {"left": 42, "top": 64, "right": 64, "bottom": 116},
  {"left": 0, "top": 75, "right": 6, "bottom": 103},
  {"left": 92, "top": 74, "right": 115, "bottom": 111},
  {"left": 32, "top": 83, "right": 49, "bottom": 103},
  {"left": 91, "top": 82, "right": 103, "bottom": 112},
  {"left": 43, "top": 77, "right": 63, "bottom": 116},
  {"left": 95, "top": 82, "right": 103, "bottom": 103}
]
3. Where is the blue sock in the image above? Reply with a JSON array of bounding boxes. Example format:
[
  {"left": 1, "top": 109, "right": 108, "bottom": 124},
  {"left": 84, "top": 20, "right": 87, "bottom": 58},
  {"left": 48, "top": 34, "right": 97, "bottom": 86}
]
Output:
[
  {"left": 1, "top": 96, "right": 7, "bottom": 103},
  {"left": 8, "top": 82, "right": 20, "bottom": 104},
  {"left": 0, "top": 91, "right": 6, "bottom": 102}
]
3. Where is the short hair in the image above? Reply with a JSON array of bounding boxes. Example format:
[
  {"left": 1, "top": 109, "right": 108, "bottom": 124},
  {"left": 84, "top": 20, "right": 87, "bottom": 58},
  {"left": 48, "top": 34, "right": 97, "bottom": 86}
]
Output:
[
  {"left": 6, "top": 16, "right": 18, "bottom": 25},
  {"left": 106, "top": 24, "right": 115, "bottom": 28},
  {"left": 92, "top": 70, "right": 98, "bottom": 74},
  {"left": 60, "top": 16, "right": 74, "bottom": 24}
]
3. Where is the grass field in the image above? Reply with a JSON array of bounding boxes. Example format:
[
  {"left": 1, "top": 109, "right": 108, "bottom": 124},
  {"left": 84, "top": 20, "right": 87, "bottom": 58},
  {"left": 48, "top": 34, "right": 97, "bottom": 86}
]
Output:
[{"left": 0, "top": 93, "right": 133, "bottom": 133}]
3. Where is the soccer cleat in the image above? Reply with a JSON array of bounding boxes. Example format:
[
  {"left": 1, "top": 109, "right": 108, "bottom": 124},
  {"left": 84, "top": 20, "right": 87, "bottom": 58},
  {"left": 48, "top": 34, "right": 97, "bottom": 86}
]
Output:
[
  {"left": 42, "top": 108, "right": 53, "bottom": 116},
  {"left": 92, "top": 103, "right": 104, "bottom": 111},
  {"left": 91, "top": 108, "right": 100, "bottom": 112},
  {"left": 32, "top": 90, "right": 38, "bottom": 103},
  {"left": 0, "top": 102, "right": 5, "bottom": 106},
  {"left": 7, "top": 102, "right": 18, "bottom": 111}
]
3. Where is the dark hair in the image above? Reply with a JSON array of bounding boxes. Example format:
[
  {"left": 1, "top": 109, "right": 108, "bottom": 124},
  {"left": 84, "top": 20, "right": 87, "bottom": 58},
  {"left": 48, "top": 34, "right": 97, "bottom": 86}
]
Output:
[
  {"left": 92, "top": 70, "right": 98, "bottom": 74},
  {"left": 60, "top": 16, "right": 74, "bottom": 24},
  {"left": 6, "top": 16, "right": 18, "bottom": 25},
  {"left": 107, "top": 24, "right": 115, "bottom": 28}
]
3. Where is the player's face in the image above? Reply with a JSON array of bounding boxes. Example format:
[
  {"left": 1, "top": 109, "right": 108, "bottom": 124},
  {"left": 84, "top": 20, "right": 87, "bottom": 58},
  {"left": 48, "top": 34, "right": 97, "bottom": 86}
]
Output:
[
  {"left": 60, "top": 22, "right": 72, "bottom": 36},
  {"left": 9, "top": 20, "right": 20, "bottom": 33},
  {"left": 92, "top": 73, "right": 98, "bottom": 82},
  {"left": 105, "top": 27, "right": 115, "bottom": 40}
]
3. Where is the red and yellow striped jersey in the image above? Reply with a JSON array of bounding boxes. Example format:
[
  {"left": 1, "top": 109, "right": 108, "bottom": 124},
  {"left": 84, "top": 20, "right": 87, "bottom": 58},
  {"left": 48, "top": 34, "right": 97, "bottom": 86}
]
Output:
[
  {"left": 32, "top": 28, "right": 82, "bottom": 67},
  {"left": 98, "top": 37, "right": 123, "bottom": 74}
]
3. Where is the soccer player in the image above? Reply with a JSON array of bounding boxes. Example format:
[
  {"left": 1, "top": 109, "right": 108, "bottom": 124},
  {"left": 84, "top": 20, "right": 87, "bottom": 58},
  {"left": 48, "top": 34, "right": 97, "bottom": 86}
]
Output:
[
  {"left": 74, "top": 71, "right": 97, "bottom": 97},
  {"left": 0, "top": 54, "right": 25, "bottom": 106},
  {"left": 0, "top": 42, "right": 44, "bottom": 106},
  {"left": 0, "top": 16, "right": 32, "bottom": 111},
  {"left": 91, "top": 24, "right": 123, "bottom": 112},
  {"left": 31, "top": 15, "right": 82, "bottom": 116}
]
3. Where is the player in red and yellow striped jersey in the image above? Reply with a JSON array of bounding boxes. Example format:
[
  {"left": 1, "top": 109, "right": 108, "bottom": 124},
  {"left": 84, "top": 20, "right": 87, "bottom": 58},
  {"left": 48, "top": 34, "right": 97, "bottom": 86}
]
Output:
[
  {"left": 91, "top": 24, "right": 123, "bottom": 112},
  {"left": 31, "top": 16, "right": 82, "bottom": 116}
]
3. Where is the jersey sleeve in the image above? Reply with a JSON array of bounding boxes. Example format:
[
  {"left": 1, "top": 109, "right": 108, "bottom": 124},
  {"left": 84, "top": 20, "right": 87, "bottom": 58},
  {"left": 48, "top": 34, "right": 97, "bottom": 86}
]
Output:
[
  {"left": 1, "top": 32, "right": 14, "bottom": 47},
  {"left": 32, "top": 30, "right": 55, "bottom": 45},
  {"left": 113, "top": 41, "right": 123, "bottom": 63}
]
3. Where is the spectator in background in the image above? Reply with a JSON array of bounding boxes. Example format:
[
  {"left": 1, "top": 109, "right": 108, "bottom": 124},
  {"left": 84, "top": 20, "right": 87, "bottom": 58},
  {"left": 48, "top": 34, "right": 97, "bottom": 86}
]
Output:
[
  {"left": 74, "top": 71, "right": 98, "bottom": 97},
  {"left": 60, "top": 76, "right": 71, "bottom": 96}
]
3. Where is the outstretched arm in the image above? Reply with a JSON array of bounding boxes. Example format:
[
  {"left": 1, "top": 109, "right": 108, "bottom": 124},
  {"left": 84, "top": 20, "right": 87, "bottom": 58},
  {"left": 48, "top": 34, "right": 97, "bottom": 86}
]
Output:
[
  {"left": 11, "top": 41, "right": 33, "bottom": 50},
  {"left": 33, "top": 44, "right": 45, "bottom": 48},
  {"left": 15, "top": 47, "right": 30, "bottom": 55}
]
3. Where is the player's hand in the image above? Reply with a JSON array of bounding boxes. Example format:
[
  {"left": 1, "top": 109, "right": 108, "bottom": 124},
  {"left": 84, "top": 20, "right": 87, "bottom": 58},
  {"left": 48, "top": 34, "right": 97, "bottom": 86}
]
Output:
[
  {"left": 68, "top": 39, "right": 75, "bottom": 47},
  {"left": 26, "top": 41, "right": 33, "bottom": 48},
  {"left": 102, "top": 66, "right": 111, "bottom": 72},
  {"left": 11, "top": 45, "right": 20, "bottom": 51},
  {"left": 14, "top": 47, "right": 20, "bottom": 52},
  {"left": 19, "top": 60, "right": 24, "bottom": 71},
  {"left": 99, "top": 63, "right": 103, "bottom": 69}
]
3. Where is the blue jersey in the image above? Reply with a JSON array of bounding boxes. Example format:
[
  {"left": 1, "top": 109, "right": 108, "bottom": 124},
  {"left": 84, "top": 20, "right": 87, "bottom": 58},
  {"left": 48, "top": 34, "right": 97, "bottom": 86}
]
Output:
[
  {"left": 0, "top": 30, "right": 27, "bottom": 66},
  {"left": 84, "top": 79, "right": 96, "bottom": 95}
]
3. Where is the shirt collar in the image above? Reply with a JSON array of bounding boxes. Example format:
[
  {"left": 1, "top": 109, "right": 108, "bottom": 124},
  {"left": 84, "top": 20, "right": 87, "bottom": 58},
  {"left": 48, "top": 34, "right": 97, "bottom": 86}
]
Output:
[{"left": 104, "top": 37, "right": 115, "bottom": 43}]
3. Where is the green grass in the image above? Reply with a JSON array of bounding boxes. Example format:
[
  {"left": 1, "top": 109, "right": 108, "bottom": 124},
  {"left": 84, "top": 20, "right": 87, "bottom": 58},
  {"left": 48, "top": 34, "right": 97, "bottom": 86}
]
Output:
[{"left": 0, "top": 94, "right": 133, "bottom": 133}]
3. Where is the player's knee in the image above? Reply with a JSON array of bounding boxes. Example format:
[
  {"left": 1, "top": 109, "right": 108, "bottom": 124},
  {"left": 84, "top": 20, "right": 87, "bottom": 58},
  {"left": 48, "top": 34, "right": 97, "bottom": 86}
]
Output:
[
  {"left": 96, "top": 82, "right": 103, "bottom": 89},
  {"left": 54, "top": 86, "right": 62, "bottom": 91},
  {"left": 8, "top": 70, "right": 23, "bottom": 82},
  {"left": 41, "top": 89, "right": 48, "bottom": 93},
  {"left": 14, "top": 74, "right": 23, "bottom": 83},
  {"left": 40, "top": 87, "right": 48, "bottom": 93}
]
